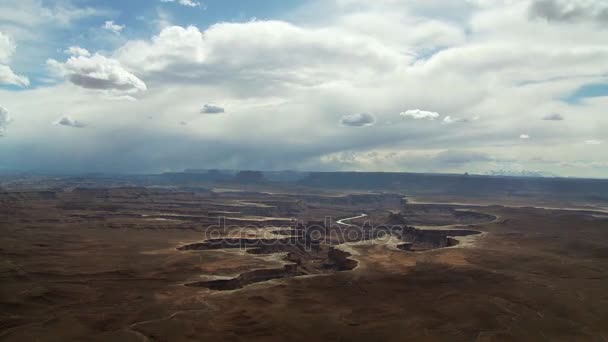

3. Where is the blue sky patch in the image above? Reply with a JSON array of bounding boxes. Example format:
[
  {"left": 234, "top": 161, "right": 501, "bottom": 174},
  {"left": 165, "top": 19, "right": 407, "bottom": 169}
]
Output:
[{"left": 563, "top": 83, "right": 608, "bottom": 104}]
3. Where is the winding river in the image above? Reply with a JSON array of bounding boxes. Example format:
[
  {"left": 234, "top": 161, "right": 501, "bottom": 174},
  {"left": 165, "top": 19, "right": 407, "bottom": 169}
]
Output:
[{"left": 336, "top": 213, "right": 368, "bottom": 226}]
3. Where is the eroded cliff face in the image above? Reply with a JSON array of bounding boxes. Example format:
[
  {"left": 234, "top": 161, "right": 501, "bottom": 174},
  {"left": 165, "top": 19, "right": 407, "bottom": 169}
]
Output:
[
  {"left": 395, "top": 227, "right": 478, "bottom": 251},
  {"left": 387, "top": 212, "right": 482, "bottom": 251},
  {"left": 184, "top": 245, "right": 359, "bottom": 291},
  {"left": 326, "top": 246, "right": 358, "bottom": 271},
  {"left": 186, "top": 264, "right": 304, "bottom": 291},
  {"left": 397, "top": 204, "right": 496, "bottom": 226},
  {"left": 179, "top": 210, "right": 485, "bottom": 291}
]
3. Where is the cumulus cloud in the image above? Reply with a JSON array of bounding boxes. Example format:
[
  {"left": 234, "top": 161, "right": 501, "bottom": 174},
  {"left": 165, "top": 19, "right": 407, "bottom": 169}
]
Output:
[
  {"left": 115, "top": 22, "right": 405, "bottom": 89},
  {"left": 64, "top": 46, "right": 91, "bottom": 57},
  {"left": 160, "top": 0, "right": 202, "bottom": 7},
  {"left": 0, "top": 106, "right": 10, "bottom": 136},
  {"left": 0, "top": 32, "right": 29, "bottom": 87},
  {"left": 520, "top": 134, "right": 530, "bottom": 139},
  {"left": 200, "top": 104, "right": 225, "bottom": 114},
  {"left": 47, "top": 54, "right": 147, "bottom": 96},
  {"left": 103, "top": 21, "right": 125, "bottom": 34},
  {"left": 529, "top": 0, "right": 608, "bottom": 23},
  {"left": 542, "top": 112, "right": 564, "bottom": 121},
  {"left": 340, "top": 112, "right": 376, "bottom": 127},
  {"left": 400, "top": 109, "right": 440, "bottom": 120},
  {"left": 585, "top": 139, "right": 602, "bottom": 145},
  {"left": 416, "top": 43, "right": 608, "bottom": 87},
  {"left": 0, "top": 65, "right": 29, "bottom": 87},
  {"left": 54, "top": 116, "right": 86, "bottom": 128}
]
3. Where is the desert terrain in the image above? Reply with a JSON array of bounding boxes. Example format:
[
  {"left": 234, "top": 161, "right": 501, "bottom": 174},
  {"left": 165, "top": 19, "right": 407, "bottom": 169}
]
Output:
[{"left": 1, "top": 173, "right": 608, "bottom": 341}]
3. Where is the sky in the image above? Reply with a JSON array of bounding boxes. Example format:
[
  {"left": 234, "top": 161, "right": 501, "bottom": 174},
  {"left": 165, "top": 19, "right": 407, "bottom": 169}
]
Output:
[{"left": 0, "top": 0, "right": 607, "bottom": 177}]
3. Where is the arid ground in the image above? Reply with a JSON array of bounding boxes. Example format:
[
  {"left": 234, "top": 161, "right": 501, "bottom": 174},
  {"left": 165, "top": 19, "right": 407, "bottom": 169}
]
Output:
[{"left": 2, "top": 183, "right": 608, "bottom": 341}]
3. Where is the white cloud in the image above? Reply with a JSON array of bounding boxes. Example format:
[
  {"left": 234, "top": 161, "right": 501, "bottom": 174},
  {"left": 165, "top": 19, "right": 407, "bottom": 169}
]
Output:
[
  {"left": 200, "top": 104, "right": 224, "bottom": 114},
  {"left": 0, "top": 32, "right": 29, "bottom": 87},
  {"left": 333, "top": 11, "right": 466, "bottom": 51},
  {"left": 0, "top": 31, "right": 15, "bottom": 63},
  {"left": 115, "top": 22, "right": 405, "bottom": 89},
  {"left": 416, "top": 43, "right": 608, "bottom": 84},
  {"left": 0, "top": 65, "right": 29, "bottom": 87},
  {"left": 0, "top": 106, "right": 10, "bottom": 136},
  {"left": 103, "top": 20, "right": 125, "bottom": 34},
  {"left": 47, "top": 54, "right": 147, "bottom": 96},
  {"left": 585, "top": 139, "right": 602, "bottom": 145},
  {"left": 64, "top": 46, "right": 91, "bottom": 57},
  {"left": 0, "top": 0, "right": 113, "bottom": 31},
  {"left": 318, "top": 148, "right": 495, "bottom": 172},
  {"left": 54, "top": 115, "right": 85, "bottom": 128},
  {"left": 400, "top": 109, "right": 440, "bottom": 120},
  {"left": 340, "top": 112, "right": 376, "bottom": 127},
  {"left": 520, "top": 134, "right": 530, "bottom": 139},
  {"left": 160, "top": 0, "right": 202, "bottom": 7}
]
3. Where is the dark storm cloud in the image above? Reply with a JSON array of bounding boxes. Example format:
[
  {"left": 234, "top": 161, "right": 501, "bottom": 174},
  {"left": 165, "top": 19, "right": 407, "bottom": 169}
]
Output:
[
  {"left": 200, "top": 104, "right": 225, "bottom": 114},
  {"left": 68, "top": 74, "right": 135, "bottom": 91},
  {"left": 47, "top": 55, "right": 147, "bottom": 95},
  {"left": 54, "top": 116, "right": 86, "bottom": 128},
  {"left": 339, "top": 112, "right": 376, "bottom": 127},
  {"left": 542, "top": 113, "right": 564, "bottom": 121},
  {"left": 0, "top": 130, "right": 335, "bottom": 173},
  {"left": 529, "top": 0, "right": 608, "bottom": 23},
  {"left": 0, "top": 115, "right": 462, "bottom": 174}
]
